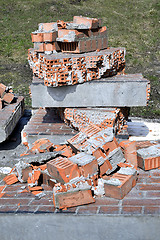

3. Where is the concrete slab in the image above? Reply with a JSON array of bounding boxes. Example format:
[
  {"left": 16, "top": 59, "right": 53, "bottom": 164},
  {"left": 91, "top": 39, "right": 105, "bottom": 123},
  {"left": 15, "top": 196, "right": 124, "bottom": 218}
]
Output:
[
  {"left": 0, "top": 96, "right": 24, "bottom": 143},
  {"left": 0, "top": 215, "right": 159, "bottom": 240},
  {"left": 30, "top": 74, "right": 150, "bottom": 108},
  {"left": 22, "top": 108, "right": 77, "bottom": 148}
]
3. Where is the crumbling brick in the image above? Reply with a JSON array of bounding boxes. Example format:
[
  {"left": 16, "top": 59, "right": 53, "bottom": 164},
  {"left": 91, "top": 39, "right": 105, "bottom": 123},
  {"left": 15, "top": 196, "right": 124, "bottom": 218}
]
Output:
[
  {"left": 119, "top": 140, "right": 138, "bottom": 169},
  {"left": 69, "top": 152, "right": 98, "bottom": 178}
]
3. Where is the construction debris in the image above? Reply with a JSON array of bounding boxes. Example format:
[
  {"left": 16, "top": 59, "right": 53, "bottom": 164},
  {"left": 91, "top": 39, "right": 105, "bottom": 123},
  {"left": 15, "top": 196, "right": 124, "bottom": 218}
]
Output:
[{"left": 1, "top": 16, "right": 156, "bottom": 210}]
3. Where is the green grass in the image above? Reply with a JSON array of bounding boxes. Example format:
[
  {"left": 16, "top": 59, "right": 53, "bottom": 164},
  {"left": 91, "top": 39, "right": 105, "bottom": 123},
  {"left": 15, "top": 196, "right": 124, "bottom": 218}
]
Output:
[{"left": 0, "top": 0, "right": 160, "bottom": 116}]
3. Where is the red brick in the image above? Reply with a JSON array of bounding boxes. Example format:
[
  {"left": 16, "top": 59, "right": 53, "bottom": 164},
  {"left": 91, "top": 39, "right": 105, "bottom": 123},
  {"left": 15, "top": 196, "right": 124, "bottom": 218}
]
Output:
[
  {"left": 99, "top": 206, "right": 119, "bottom": 214},
  {"left": 85, "top": 40, "right": 92, "bottom": 52},
  {"left": 104, "top": 170, "right": 137, "bottom": 199},
  {"left": 139, "top": 184, "right": 160, "bottom": 191},
  {"left": 97, "top": 38, "right": 102, "bottom": 50},
  {"left": 35, "top": 205, "right": 56, "bottom": 213},
  {"left": 30, "top": 198, "right": 53, "bottom": 206},
  {"left": 119, "top": 140, "right": 138, "bottom": 169},
  {"left": 3, "top": 174, "right": 19, "bottom": 185},
  {"left": 43, "top": 31, "right": 57, "bottom": 42},
  {"left": 152, "top": 171, "right": 160, "bottom": 177},
  {"left": 0, "top": 206, "right": 18, "bottom": 213},
  {"left": 102, "top": 138, "right": 119, "bottom": 155},
  {"left": 2, "top": 92, "right": 14, "bottom": 104},
  {"left": 122, "top": 199, "right": 160, "bottom": 206},
  {"left": 103, "top": 37, "right": 108, "bottom": 49},
  {"left": 94, "top": 197, "right": 119, "bottom": 206},
  {"left": 144, "top": 206, "right": 160, "bottom": 214},
  {"left": 31, "top": 32, "right": 43, "bottom": 42},
  {"left": 16, "top": 205, "right": 38, "bottom": 213},
  {"left": 138, "top": 156, "right": 160, "bottom": 171},
  {"left": 92, "top": 39, "right": 97, "bottom": 51},
  {"left": 4, "top": 184, "right": 24, "bottom": 192},
  {"left": 122, "top": 206, "right": 142, "bottom": 214},
  {"left": 0, "top": 83, "right": 6, "bottom": 96},
  {"left": 0, "top": 198, "right": 32, "bottom": 206},
  {"left": 73, "top": 16, "right": 100, "bottom": 29},
  {"left": 47, "top": 157, "right": 80, "bottom": 183},
  {"left": 78, "top": 206, "right": 98, "bottom": 214},
  {"left": 53, "top": 188, "right": 95, "bottom": 209},
  {"left": 38, "top": 22, "right": 56, "bottom": 32},
  {"left": 145, "top": 191, "right": 160, "bottom": 198},
  {"left": 146, "top": 177, "right": 160, "bottom": 183}
]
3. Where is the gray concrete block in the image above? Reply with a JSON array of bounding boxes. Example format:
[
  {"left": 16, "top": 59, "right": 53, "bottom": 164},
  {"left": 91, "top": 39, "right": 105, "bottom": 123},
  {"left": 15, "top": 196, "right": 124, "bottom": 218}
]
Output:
[
  {"left": 30, "top": 74, "right": 150, "bottom": 108},
  {"left": 0, "top": 96, "right": 24, "bottom": 143}
]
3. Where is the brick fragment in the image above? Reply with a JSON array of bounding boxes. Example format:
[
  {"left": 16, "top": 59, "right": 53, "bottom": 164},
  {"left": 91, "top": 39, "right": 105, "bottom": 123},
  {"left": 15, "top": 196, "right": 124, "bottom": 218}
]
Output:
[
  {"left": 30, "top": 138, "right": 53, "bottom": 154},
  {"left": 3, "top": 174, "right": 19, "bottom": 185},
  {"left": 73, "top": 16, "right": 101, "bottom": 29},
  {"left": 0, "top": 83, "right": 6, "bottom": 96},
  {"left": 2, "top": 92, "right": 14, "bottom": 104},
  {"left": 104, "top": 167, "right": 137, "bottom": 199},
  {"left": 119, "top": 140, "right": 138, "bottom": 169},
  {"left": 53, "top": 180, "right": 95, "bottom": 209},
  {"left": 69, "top": 152, "right": 98, "bottom": 178},
  {"left": 27, "top": 170, "right": 41, "bottom": 187},
  {"left": 54, "top": 144, "right": 74, "bottom": 158}
]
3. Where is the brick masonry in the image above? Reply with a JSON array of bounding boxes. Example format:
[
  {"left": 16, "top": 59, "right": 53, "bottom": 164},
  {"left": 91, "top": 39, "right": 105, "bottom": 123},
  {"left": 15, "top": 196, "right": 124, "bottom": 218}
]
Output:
[
  {"left": 0, "top": 168, "right": 159, "bottom": 215},
  {"left": 22, "top": 108, "right": 77, "bottom": 148}
]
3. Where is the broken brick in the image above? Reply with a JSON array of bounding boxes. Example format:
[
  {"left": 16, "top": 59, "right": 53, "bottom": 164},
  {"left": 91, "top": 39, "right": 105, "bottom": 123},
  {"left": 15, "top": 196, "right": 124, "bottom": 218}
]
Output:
[
  {"left": 30, "top": 138, "right": 53, "bottom": 154},
  {"left": 3, "top": 174, "right": 19, "bottom": 185},
  {"left": 27, "top": 170, "right": 41, "bottom": 187},
  {"left": 104, "top": 167, "right": 137, "bottom": 199},
  {"left": 69, "top": 152, "right": 98, "bottom": 178},
  {"left": 119, "top": 140, "right": 138, "bottom": 169}
]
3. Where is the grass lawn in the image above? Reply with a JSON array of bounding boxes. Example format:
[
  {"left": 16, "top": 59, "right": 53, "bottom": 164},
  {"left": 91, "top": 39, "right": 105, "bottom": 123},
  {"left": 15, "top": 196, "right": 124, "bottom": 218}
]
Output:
[{"left": 0, "top": 0, "right": 159, "bottom": 117}]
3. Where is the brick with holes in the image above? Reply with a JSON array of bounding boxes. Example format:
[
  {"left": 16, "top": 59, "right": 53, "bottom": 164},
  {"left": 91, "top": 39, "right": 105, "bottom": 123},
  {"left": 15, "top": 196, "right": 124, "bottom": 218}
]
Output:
[
  {"left": 53, "top": 180, "right": 95, "bottom": 209},
  {"left": 47, "top": 156, "right": 80, "bottom": 183},
  {"left": 137, "top": 144, "right": 160, "bottom": 170},
  {"left": 104, "top": 167, "right": 137, "bottom": 199}
]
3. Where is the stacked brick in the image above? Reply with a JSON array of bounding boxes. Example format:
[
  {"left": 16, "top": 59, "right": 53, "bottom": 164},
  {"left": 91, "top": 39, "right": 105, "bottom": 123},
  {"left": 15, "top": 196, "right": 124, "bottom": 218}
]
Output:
[{"left": 28, "top": 16, "right": 125, "bottom": 87}]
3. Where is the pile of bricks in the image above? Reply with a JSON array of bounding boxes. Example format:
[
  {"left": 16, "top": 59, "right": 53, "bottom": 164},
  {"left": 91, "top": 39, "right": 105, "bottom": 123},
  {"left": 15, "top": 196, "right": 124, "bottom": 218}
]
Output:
[
  {"left": 28, "top": 16, "right": 125, "bottom": 87},
  {"left": 2, "top": 137, "right": 160, "bottom": 209},
  {"left": 2, "top": 16, "right": 158, "bottom": 210}
]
